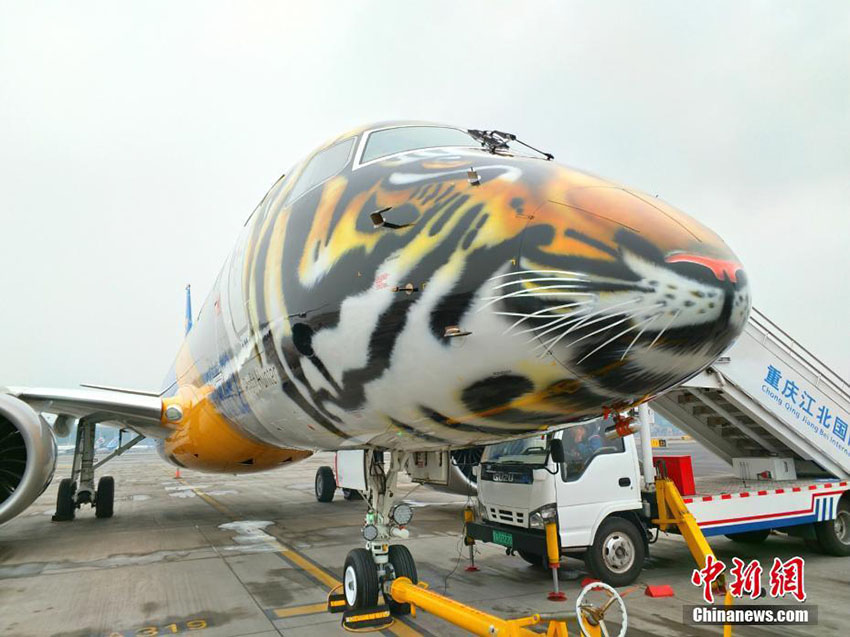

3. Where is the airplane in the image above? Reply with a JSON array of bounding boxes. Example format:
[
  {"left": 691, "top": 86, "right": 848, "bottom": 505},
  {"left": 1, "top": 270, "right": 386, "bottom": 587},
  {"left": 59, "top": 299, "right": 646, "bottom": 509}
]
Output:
[{"left": 0, "top": 121, "right": 750, "bottom": 612}]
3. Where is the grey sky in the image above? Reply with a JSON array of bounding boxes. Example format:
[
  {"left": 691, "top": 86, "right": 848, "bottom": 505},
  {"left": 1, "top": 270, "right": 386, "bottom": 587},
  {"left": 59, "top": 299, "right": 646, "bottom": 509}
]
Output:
[{"left": 1, "top": 1, "right": 848, "bottom": 391}]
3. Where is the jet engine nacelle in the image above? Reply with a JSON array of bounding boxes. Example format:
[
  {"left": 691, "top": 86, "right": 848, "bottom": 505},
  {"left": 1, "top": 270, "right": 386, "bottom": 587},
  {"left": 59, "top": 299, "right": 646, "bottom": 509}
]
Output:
[{"left": 0, "top": 394, "right": 57, "bottom": 525}]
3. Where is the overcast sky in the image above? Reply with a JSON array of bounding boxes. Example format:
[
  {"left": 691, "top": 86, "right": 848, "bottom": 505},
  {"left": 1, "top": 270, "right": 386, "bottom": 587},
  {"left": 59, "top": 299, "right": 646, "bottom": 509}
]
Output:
[{"left": 1, "top": 1, "right": 848, "bottom": 392}]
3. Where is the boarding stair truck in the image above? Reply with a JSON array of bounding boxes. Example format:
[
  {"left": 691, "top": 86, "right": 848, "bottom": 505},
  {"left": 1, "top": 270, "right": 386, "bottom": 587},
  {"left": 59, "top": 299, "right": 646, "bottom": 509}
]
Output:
[{"left": 467, "top": 307, "right": 850, "bottom": 586}]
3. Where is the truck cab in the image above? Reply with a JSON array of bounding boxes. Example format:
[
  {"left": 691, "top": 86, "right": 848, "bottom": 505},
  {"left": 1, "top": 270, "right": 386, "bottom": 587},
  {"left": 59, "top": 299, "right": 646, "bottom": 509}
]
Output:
[{"left": 471, "top": 420, "right": 647, "bottom": 585}]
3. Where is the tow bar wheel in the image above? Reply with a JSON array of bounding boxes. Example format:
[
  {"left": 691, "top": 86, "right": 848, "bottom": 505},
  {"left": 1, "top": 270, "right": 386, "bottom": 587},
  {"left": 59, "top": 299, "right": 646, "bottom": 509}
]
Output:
[{"left": 576, "top": 581, "right": 627, "bottom": 637}]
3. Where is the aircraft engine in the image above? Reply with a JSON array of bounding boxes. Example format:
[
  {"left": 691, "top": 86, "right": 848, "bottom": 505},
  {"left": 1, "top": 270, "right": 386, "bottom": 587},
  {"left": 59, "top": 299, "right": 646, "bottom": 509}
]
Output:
[{"left": 0, "top": 394, "right": 57, "bottom": 525}]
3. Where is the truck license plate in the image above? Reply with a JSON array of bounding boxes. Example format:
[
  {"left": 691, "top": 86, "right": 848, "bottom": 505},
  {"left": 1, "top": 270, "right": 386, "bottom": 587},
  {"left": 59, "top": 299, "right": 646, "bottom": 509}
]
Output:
[{"left": 492, "top": 530, "right": 513, "bottom": 547}]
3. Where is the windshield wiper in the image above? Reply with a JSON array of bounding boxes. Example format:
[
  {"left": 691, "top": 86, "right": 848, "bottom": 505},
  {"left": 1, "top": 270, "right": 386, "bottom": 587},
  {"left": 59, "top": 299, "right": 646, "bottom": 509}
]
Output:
[{"left": 467, "top": 129, "right": 554, "bottom": 161}]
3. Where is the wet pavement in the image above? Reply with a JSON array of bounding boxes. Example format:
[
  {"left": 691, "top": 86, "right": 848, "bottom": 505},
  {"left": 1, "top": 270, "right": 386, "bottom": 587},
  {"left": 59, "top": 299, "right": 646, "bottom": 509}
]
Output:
[{"left": 0, "top": 446, "right": 847, "bottom": 636}]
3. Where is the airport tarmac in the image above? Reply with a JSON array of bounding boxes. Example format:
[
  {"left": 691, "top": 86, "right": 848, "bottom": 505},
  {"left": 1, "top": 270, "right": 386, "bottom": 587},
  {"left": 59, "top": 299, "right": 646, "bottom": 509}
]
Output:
[{"left": 1, "top": 444, "right": 848, "bottom": 637}]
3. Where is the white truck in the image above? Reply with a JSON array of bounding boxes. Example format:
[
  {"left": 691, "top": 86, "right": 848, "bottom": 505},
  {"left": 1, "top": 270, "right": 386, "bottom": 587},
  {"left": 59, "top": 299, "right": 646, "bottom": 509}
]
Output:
[
  {"left": 467, "top": 417, "right": 850, "bottom": 586},
  {"left": 467, "top": 309, "right": 850, "bottom": 586}
]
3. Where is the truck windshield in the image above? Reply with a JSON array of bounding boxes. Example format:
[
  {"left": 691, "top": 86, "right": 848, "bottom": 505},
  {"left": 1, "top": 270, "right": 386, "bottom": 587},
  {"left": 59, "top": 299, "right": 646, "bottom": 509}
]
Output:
[{"left": 483, "top": 434, "right": 549, "bottom": 465}]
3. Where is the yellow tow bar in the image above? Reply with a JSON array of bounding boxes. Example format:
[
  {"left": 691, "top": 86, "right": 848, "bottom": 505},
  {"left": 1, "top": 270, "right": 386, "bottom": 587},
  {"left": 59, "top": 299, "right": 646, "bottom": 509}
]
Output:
[{"left": 387, "top": 577, "right": 603, "bottom": 637}]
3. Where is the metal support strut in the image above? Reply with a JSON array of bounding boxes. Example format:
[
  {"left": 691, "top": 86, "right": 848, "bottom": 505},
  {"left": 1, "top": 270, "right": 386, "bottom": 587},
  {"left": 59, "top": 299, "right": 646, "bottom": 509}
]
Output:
[
  {"left": 363, "top": 450, "right": 410, "bottom": 570},
  {"left": 72, "top": 418, "right": 97, "bottom": 503}
]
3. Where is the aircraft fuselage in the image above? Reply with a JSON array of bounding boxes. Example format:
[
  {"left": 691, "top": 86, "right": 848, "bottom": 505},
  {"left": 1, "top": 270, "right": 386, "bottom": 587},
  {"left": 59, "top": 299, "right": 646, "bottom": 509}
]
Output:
[{"left": 158, "top": 122, "right": 750, "bottom": 470}]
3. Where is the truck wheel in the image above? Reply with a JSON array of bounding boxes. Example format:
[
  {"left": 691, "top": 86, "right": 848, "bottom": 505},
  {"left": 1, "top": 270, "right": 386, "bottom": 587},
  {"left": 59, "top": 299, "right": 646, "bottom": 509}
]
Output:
[
  {"left": 315, "top": 466, "right": 336, "bottom": 503},
  {"left": 517, "top": 550, "right": 544, "bottom": 568},
  {"left": 385, "top": 544, "right": 417, "bottom": 615},
  {"left": 585, "top": 517, "right": 645, "bottom": 587},
  {"left": 343, "top": 548, "right": 379, "bottom": 609},
  {"left": 814, "top": 499, "right": 850, "bottom": 556},
  {"left": 725, "top": 529, "right": 770, "bottom": 544}
]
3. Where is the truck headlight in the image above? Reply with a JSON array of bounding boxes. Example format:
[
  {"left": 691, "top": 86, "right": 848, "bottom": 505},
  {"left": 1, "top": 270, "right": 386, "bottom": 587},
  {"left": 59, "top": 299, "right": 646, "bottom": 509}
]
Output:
[
  {"left": 528, "top": 503, "right": 558, "bottom": 529},
  {"left": 475, "top": 498, "right": 488, "bottom": 521}
]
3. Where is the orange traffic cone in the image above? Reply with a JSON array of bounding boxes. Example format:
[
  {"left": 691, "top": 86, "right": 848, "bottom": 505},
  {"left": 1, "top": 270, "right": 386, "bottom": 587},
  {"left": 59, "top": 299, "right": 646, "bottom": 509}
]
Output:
[{"left": 174, "top": 468, "right": 181, "bottom": 479}]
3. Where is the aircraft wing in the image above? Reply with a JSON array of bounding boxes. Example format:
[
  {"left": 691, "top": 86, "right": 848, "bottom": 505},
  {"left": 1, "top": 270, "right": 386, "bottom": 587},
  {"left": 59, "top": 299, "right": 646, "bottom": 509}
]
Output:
[{"left": 3, "top": 386, "right": 171, "bottom": 438}]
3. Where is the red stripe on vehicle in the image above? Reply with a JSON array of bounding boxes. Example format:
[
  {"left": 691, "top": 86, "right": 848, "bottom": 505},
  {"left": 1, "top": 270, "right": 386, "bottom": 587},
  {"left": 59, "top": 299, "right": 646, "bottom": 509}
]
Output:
[{"left": 699, "top": 490, "right": 847, "bottom": 527}]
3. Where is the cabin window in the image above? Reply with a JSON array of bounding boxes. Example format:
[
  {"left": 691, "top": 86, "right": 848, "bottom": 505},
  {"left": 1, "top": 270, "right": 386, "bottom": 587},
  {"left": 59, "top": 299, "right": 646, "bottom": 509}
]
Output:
[
  {"left": 287, "top": 137, "right": 355, "bottom": 204},
  {"left": 559, "top": 420, "right": 625, "bottom": 482},
  {"left": 360, "top": 126, "right": 478, "bottom": 164}
]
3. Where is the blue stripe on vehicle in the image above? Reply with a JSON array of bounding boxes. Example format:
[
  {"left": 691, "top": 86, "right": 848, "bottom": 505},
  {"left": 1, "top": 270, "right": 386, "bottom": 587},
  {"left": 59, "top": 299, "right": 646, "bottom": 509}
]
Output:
[{"left": 702, "top": 515, "right": 818, "bottom": 537}]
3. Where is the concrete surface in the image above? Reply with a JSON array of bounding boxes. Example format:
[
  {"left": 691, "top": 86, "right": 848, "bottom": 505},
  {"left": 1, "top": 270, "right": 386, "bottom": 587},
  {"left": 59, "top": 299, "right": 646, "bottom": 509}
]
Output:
[{"left": 0, "top": 443, "right": 847, "bottom": 636}]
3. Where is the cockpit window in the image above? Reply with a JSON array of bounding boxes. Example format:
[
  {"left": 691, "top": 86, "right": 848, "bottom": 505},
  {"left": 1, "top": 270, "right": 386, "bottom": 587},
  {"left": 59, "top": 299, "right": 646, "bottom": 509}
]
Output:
[
  {"left": 287, "top": 137, "right": 355, "bottom": 204},
  {"left": 361, "top": 126, "right": 478, "bottom": 163}
]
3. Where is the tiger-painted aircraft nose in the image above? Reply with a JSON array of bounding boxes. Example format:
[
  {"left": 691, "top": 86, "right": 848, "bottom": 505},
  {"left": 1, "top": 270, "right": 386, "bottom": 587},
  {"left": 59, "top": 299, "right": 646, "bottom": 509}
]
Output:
[{"left": 239, "top": 121, "right": 750, "bottom": 451}]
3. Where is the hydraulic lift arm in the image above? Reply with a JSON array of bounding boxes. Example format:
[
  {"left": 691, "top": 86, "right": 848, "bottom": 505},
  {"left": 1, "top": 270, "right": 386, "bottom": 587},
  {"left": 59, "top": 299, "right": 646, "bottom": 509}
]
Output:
[{"left": 653, "top": 477, "right": 734, "bottom": 637}]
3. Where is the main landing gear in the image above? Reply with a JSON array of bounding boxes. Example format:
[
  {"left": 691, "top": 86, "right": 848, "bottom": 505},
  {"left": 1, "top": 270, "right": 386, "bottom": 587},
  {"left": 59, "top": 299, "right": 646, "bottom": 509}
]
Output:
[
  {"left": 314, "top": 465, "right": 362, "bottom": 502},
  {"left": 338, "top": 450, "right": 418, "bottom": 615},
  {"left": 53, "top": 418, "right": 143, "bottom": 522}
]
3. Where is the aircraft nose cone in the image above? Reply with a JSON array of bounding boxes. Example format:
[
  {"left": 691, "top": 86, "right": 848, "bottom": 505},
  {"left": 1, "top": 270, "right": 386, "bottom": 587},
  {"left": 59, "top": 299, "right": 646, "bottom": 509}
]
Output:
[{"left": 501, "top": 182, "right": 750, "bottom": 403}]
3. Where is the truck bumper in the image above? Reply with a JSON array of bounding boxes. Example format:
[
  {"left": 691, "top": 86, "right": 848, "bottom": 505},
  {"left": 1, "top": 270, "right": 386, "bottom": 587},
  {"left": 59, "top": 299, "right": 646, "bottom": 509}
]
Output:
[{"left": 466, "top": 521, "right": 551, "bottom": 555}]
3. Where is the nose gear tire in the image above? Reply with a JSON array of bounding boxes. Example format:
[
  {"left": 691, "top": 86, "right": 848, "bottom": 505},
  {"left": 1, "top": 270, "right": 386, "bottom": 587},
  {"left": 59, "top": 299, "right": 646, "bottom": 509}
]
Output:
[
  {"left": 385, "top": 545, "right": 417, "bottom": 615},
  {"left": 343, "top": 548, "right": 379, "bottom": 609}
]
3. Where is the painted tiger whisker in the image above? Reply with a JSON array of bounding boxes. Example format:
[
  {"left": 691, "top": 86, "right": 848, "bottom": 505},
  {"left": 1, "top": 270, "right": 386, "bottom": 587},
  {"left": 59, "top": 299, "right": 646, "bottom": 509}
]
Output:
[{"left": 577, "top": 312, "right": 666, "bottom": 364}]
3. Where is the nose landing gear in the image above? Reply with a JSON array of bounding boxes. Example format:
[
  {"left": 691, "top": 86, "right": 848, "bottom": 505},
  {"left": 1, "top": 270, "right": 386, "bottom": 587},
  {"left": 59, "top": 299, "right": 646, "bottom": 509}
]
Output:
[{"left": 339, "top": 450, "right": 419, "bottom": 616}]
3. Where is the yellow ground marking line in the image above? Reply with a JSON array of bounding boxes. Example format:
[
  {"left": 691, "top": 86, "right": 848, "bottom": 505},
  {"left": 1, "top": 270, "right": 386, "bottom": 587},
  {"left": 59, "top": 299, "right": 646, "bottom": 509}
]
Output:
[
  {"left": 279, "top": 547, "right": 342, "bottom": 589},
  {"left": 386, "top": 620, "right": 423, "bottom": 637},
  {"left": 272, "top": 602, "right": 328, "bottom": 618},
  {"left": 186, "top": 480, "right": 422, "bottom": 637}
]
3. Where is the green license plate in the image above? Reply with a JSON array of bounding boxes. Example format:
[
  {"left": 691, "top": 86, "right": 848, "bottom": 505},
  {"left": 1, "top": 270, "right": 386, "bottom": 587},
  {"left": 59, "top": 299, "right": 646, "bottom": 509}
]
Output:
[{"left": 492, "top": 530, "right": 513, "bottom": 547}]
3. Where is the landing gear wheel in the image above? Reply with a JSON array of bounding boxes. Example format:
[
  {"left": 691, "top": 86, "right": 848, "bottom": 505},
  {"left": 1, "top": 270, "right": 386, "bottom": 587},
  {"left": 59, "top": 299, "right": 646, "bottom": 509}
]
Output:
[
  {"left": 52, "top": 478, "right": 76, "bottom": 522},
  {"left": 517, "top": 550, "right": 544, "bottom": 568},
  {"left": 385, "top": 545, "right": 417, "bottom": 615},
  {"left": 342, "top": 488, "right": 362, "bottom": 501},
  {"left": 576, "top": 580, "right": 627, "bottom": 637},
  {"left": 95, "top": 476, "right": 115, "bottom": 519},
  {"left": 814, "top": 498, "right": 850, "bottom": 556},
  {"left": 585, "top": 517, "right": 645, "bottom": 587},
  {"left": 315, "top": 466, "right": 336, "bottom": 503},
  {"left": 725, "top": 529, "right": 770, "bottom": 544},
  {"left": 343, "top": 548, "right": 379, "bottom": 609}
]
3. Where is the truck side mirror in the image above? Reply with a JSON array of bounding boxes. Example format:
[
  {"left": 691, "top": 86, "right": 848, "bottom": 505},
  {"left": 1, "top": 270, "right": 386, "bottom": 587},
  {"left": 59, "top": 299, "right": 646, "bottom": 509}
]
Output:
[{"left": 550, "top": 438, "right": 566, "bottom": 464}]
